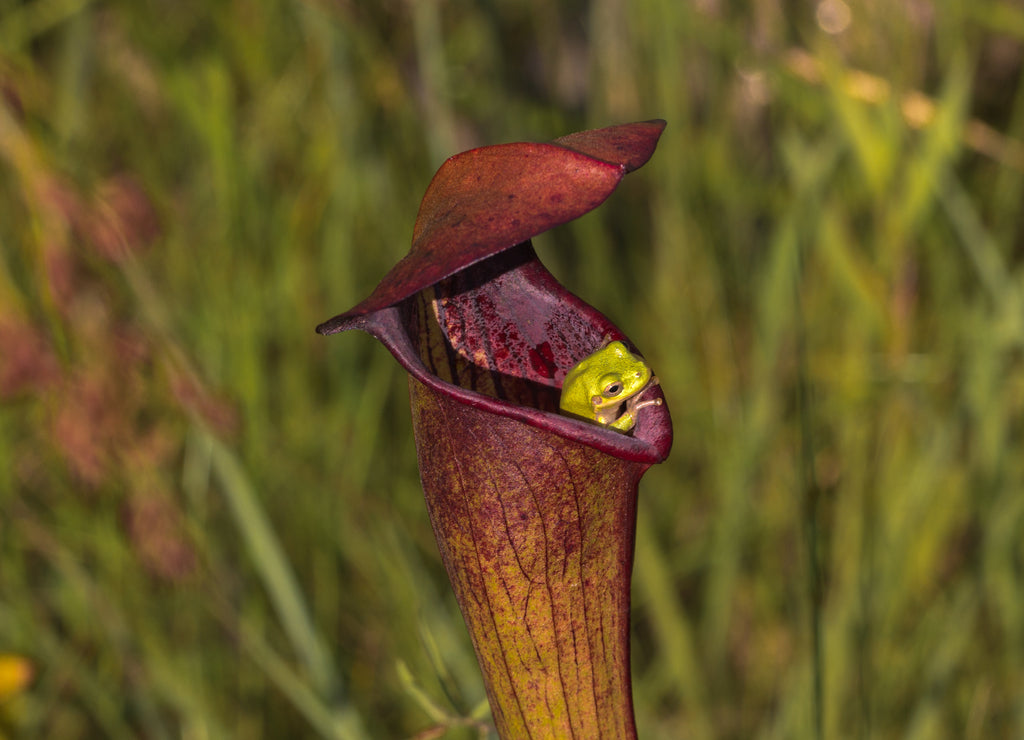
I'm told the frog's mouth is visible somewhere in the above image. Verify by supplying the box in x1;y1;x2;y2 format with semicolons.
321;241;673;464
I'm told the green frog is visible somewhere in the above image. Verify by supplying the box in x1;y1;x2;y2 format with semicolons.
559;338;662;432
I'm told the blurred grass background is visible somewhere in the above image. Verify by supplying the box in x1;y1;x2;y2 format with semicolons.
1;0;1023;738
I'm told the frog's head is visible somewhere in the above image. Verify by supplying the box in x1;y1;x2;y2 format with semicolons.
587;341;653;412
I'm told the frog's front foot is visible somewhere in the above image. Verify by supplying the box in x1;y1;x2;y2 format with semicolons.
627;397;663;417
632;398;663;412
629;375;661;410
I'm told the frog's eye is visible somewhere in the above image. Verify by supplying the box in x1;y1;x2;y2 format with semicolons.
603;381;623;398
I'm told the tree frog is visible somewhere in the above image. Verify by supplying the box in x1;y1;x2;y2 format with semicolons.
559;338;662;432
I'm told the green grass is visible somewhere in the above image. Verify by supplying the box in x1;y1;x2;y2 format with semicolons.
2;1;1023;737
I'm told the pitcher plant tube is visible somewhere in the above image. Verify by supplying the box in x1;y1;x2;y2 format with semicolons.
317;120;672;739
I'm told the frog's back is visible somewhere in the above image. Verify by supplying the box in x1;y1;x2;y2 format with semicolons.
559;356;600;417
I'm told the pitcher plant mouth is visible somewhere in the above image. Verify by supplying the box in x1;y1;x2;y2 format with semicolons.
318;240;671;464
316;120;672;464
